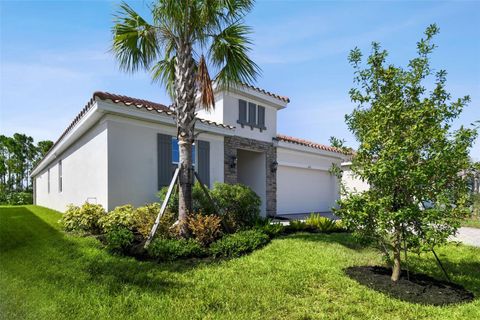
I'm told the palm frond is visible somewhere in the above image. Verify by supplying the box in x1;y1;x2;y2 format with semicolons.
209;22;260;90
151;56;176;99
112;2;159;73
196;55;215;110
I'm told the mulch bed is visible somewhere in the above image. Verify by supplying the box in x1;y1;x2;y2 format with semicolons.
345;266;475;306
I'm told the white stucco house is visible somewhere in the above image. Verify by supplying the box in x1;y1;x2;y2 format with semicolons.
31;84;351;217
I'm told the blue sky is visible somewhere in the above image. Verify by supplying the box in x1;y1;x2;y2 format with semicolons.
1;0;479;159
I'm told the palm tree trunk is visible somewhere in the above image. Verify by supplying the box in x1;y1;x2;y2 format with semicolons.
174;40;196;236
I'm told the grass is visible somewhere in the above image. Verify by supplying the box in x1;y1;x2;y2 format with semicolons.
1;206;479;320
462;216;480;229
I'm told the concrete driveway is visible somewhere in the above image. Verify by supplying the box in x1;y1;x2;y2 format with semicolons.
451;227;480;247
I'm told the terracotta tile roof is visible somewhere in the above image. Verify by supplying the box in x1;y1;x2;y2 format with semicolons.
276;134;350;154
241;83;290;103
94;91;172;113
95;91;234;129
32;91;235;172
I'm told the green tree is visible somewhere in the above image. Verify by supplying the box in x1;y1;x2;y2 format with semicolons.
0;134;53;196
336;24;477;282
111;0;259;234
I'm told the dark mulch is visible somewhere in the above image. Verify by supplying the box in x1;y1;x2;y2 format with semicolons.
345;266;475;306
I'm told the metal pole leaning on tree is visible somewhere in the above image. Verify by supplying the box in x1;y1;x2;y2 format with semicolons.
144;168;180;248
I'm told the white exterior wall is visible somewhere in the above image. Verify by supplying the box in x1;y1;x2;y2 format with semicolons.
35;121;108;212
276;146;343;214
222;93;277;142
197;91;279;142
341;165;369;196
106;115;224;211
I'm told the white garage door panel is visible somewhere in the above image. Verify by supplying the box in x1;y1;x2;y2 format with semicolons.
277;165;336;214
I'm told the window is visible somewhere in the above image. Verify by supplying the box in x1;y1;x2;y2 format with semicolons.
47;168;50;193
171;138;196;165
248;102;256;126
237;99;266;130
238;99;247;125
58;160;63;192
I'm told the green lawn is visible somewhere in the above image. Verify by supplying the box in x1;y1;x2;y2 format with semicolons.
1;206;479;320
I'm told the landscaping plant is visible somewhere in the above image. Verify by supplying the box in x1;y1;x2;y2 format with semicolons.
186;213;223;246
211;183;261;230
112;0;259;235
158;182;261;231
61;203;106;234
209;229;269;258
336;24;478;281
147;237;206;261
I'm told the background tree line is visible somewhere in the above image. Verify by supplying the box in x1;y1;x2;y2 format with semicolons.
0;133;53;204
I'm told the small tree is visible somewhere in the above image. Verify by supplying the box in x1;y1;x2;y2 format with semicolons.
336;24;477;282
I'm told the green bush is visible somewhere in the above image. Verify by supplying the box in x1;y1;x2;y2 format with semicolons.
211;183;261;230
0;192;33;205
209;230;270;258
98;204;137;233
286;215;345;233
259;222;285;238
305;214;339;232
158;182;261;231
147;238;205;261
98;203;174;240
61;203;106;234
104;226;134;252
287;220;308;232
157;182;216;215
253;217;285;238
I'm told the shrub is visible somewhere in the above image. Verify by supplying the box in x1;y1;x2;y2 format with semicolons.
98;204;136;233
99;203;175;240
61;203;106;234
134;203;173;238
158;182;261;231
186;213;222;246
147;238;205;261
287;220;308;232
0;192;33;205
305;214;338;232
104;226;134;252
253;217;285;238
157;186;179;213
209;230;269;258
259;222;285;238
157;182;216;215
211;183;261;230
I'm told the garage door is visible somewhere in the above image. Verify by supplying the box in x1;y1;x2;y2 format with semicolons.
277;165;337;214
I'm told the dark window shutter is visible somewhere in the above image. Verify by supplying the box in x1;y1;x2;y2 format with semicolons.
258;106;266;129
238;99;247;125
197;140;210;188
248;102;256;126
157;133;172;189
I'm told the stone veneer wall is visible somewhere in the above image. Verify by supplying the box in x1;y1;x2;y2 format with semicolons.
224;136;277;217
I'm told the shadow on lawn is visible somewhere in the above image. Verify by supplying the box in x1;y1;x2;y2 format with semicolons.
1;206;201;295
286;231;480;297
408;254;480;297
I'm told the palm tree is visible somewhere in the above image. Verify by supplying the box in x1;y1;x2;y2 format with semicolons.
112;0;260;235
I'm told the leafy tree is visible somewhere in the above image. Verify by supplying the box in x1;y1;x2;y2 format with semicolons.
111;0;259;235
336;24;478;282
0;134;53;198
